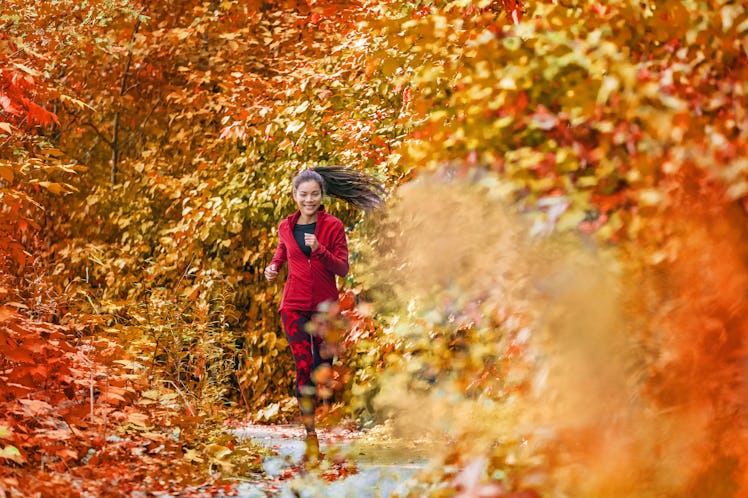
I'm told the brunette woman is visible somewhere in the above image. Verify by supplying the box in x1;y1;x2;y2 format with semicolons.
264;166;384;460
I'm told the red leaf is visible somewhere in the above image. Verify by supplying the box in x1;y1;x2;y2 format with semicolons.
22;99;59;126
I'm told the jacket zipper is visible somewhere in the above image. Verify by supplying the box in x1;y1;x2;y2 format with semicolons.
308;256;313;310
309;218;316;312
308;257;314;362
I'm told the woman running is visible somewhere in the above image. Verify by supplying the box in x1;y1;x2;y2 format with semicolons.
264;166;384;461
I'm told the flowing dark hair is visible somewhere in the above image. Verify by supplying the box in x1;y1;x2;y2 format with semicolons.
292;166;386;211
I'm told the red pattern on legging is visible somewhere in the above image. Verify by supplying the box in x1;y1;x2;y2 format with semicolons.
280;310;330;397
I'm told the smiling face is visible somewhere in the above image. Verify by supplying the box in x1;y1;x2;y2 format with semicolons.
293;179;323;219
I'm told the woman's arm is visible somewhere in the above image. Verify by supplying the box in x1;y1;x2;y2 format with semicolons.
265;225;288;281
313;222;349;277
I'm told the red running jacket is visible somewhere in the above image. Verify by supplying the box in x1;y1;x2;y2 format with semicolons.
270;206;349;311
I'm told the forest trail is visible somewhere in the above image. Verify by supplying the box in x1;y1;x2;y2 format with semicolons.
228;424;430;497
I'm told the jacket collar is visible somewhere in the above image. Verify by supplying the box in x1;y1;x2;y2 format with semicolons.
287;205;327;230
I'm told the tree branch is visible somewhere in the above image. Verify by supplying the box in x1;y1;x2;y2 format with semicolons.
111;6;147;185
82;122;114;149
121;95;163;150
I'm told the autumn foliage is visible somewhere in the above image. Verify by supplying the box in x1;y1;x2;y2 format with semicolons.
2;0;748;496
359;0;748;495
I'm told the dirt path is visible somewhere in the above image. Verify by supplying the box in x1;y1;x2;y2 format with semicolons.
228;424;430;497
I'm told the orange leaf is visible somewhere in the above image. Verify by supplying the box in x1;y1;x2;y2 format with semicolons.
19;399;52;416
0;306;19;323
37;182;66;194
54;447;78;460
2;348;35;365
127;412;150;427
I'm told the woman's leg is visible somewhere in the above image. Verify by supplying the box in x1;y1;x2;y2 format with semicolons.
281;310;328;461
309;327;332;395
307;310;337;404
280;310;330;449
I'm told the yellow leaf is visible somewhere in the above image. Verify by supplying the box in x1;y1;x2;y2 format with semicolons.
497;77;516;90
0;425;12;439
738;17;748;33
293;101;310;114
637;189;663;207
0;445;24;464
263;332;277;349
597;76;619;105
285;120;304;133
502;37;521;51
726;181;748;200
12;62;41;76
181;284;200;300
142;389;161;400
204;443;232;460
257;402;279;421
576;176;598;188
175;29;192;41
556;208;586;231
0;122;13;135
60;94;93;110
184;448;204;463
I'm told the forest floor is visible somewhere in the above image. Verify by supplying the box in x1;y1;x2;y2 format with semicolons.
225;423;431;497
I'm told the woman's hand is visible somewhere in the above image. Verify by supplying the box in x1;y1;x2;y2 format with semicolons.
264;263;279;281
304;233;319;252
